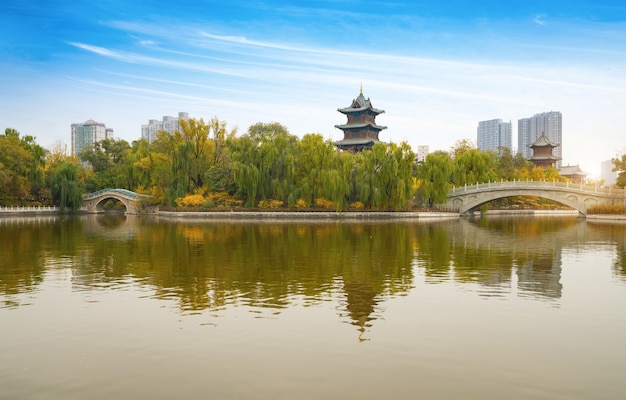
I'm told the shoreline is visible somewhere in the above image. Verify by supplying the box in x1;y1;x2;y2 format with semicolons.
1;207;625;222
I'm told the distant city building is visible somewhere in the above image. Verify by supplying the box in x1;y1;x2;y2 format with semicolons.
601;159;618;186
416;145;429;163
334;87;386;151
528;133;561;168
477;119;512;154
141;112;189;143
518;111;562;168
71;119;114;156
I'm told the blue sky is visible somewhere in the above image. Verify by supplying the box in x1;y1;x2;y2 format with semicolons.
2;1;626;177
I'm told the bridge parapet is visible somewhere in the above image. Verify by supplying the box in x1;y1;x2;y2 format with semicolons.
447;180;625;216
450;180;623;196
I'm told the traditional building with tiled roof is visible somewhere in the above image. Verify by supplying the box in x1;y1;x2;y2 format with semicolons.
528;133;561;168
334;87;386;151
559;164;587;184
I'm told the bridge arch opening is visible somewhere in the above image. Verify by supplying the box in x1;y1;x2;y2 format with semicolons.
460;194;582;215
93;197;129;213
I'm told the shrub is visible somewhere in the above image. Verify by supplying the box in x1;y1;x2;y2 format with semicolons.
206;192;243;207
314;198;334;210
587;204;626;215
175;194;205;208
294;198;308;209
258;199;284;209
350;201;365;210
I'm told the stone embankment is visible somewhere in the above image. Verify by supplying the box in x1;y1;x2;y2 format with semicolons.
156;211;460;221
0;206;59;214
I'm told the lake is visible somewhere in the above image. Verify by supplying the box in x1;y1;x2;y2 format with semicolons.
1;214;625;399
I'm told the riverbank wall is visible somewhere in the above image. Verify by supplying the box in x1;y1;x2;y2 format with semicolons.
155;211;460;221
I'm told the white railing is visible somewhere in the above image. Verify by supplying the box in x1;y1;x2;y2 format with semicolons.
0;205;59;213
450;180;625;196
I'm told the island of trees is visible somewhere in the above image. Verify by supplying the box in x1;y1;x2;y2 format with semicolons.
1;120;625;213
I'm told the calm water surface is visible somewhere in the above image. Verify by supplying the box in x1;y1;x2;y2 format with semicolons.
1;214;625;399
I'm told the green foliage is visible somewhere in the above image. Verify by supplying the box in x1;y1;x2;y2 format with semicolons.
613;154;626;188
416;151;452;206
452;148;498;186
229;122;297;207
7;122;613;212
49;162;83;212
0;128;48;204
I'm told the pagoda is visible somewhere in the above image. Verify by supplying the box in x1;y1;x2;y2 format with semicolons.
334;87;387;151
528;133;561;168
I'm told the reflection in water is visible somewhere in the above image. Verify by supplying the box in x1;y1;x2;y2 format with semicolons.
1;215;626;336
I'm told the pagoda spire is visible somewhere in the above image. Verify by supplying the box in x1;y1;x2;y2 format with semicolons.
359;83;363;96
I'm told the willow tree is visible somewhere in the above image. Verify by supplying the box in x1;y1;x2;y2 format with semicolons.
206;117;237;192
354;142;415;210
49;161;83;212
416;151;452;207
229;122;297;207
295;133;336;206
452;148;498;186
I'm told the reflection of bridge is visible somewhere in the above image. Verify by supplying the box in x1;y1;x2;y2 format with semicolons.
82;189;151;214
446;181;626;215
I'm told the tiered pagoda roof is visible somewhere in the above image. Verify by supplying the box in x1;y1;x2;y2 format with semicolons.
528;133;561;168
334;87;386;151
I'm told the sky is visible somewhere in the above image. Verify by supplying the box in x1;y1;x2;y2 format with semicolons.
2;1;626;178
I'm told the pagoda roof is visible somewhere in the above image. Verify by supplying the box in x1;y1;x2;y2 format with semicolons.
334;122;387;131
559;165;587;176
528;155;562;161
334;138;380;146
338;93;385;115
530;133;559;148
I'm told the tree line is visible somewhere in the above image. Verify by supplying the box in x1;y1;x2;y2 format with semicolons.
2;121;624;212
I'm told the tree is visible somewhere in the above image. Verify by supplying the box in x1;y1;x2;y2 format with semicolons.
452;148;497;186
295;133;335;206
450;139;475;159
416;151;452;206
49;161;83;212
229;122;297;207
613;154;626;188
0;129;36;204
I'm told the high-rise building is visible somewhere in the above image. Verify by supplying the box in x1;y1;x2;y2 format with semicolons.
416;145;429;163
518;111;562;168
601;160;618;186
141;112;189;143
477;119;512;154
71;119;114;156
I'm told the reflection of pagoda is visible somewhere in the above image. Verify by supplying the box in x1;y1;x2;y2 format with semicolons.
342;281;378;342
528;133;561;168
334;87;387;151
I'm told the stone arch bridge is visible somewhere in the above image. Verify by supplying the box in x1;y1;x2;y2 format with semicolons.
445;180;626;216
82;189;152;214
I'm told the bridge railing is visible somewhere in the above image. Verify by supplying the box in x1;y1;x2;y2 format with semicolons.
83;188;147;199
450;180;625;196
0;205;59;213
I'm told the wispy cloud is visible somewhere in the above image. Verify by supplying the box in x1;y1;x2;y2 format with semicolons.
534;14;547;26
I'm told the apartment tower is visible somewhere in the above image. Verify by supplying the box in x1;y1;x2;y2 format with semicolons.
477;119;512;154
518;111;562;168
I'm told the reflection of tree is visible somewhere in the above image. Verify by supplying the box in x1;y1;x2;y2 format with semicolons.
5;215;626;332
411;217;586;300
79;218;416;339
456;218;569;299
413;223;452;282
